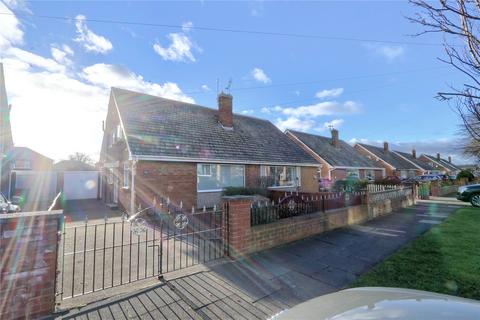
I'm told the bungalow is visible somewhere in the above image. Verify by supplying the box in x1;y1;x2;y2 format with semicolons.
393;149;436;175
355;142;422;178
99;88;320;213
285;129;384;185
419;153;461;176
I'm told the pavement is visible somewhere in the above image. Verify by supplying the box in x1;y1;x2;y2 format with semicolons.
55;198;468;320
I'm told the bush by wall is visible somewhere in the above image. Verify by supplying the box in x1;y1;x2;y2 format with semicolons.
222;186;268;197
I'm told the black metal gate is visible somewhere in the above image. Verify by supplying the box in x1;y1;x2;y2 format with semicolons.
56;209;227;302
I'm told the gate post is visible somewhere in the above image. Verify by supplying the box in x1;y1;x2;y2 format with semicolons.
0;210;62;319
222;196;254;259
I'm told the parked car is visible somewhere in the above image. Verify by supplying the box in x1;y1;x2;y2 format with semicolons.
457;184;480;207
417;174;441;181
0;193;21;213
274;287;480;320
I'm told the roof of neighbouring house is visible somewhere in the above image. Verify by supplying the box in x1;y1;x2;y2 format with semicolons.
53;160;96;171
423;154;461;172
356;143;417;170
7;146;53;162
286;130;381;168
110;88;318;165
393;150;436;171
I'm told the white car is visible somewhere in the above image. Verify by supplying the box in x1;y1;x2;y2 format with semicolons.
273;287;480;320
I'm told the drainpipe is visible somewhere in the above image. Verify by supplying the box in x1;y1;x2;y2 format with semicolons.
130;159;137;213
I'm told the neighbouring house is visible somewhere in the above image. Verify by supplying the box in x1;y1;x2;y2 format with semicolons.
0;63;14;196
355;142;425;178
419;153;462;176
392;149;436;176
53;160;96;172
285;129;384;187
99;88;320;213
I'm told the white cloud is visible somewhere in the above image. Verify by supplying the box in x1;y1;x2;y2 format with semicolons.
7;47;66;73
251;67;271;84
2;0;28;10
153;33;197;62
366;44;405;62
321;119;344;131
275;117;315;132
241;109;254;115
182;21;193;33
201;84;210;91
74;15;113;54
51;44;74;66
0;2;23;49
315;88;344;99
281;101;360;117
261;105;282;114
81;63;194;103
0;9;193;161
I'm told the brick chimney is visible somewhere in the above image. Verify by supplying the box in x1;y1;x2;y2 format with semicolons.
331;129;339;147
218;92;233;128
412;149;416;159
448;156;452;163
437;153;441;160
383;142;389;153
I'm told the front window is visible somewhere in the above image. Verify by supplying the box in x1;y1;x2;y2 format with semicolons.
347;169;360;179
123;163;131;188
261;165;300;187
365;170;375;180
197;164;244;191
12;160;31;169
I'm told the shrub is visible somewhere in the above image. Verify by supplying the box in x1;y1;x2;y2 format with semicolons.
374;176;402;185
457;169;475;182
332;179;369;192
222;186;268;197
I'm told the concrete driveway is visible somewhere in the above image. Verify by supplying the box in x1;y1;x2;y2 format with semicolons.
57;200;465;319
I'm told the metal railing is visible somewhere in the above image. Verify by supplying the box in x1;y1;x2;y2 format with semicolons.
251;192;364;226
57;208;227;301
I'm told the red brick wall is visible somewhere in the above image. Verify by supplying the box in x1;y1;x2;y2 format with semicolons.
301;166;319;192
0;211;61;319
245;165;260;187
135;161;197;210
331;169;347;181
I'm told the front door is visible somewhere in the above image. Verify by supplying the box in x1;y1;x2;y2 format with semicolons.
113;177;118;204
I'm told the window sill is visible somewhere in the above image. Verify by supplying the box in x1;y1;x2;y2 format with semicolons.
121;186;130;190
198;189;223;193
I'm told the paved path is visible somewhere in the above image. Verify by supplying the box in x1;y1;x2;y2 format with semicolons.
56;200;465;319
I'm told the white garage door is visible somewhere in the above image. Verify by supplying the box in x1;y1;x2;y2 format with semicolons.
63;171;99;200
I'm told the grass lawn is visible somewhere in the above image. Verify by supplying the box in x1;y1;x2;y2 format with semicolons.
352;207;480;300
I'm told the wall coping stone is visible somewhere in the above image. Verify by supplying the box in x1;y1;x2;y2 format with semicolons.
221;195;255;201
0;210;63;219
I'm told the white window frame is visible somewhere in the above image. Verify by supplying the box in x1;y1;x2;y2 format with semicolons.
123;163;131;188
346;168;360;179
260;165;301;188
197;164;245;193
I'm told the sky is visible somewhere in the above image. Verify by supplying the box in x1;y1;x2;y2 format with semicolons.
0;0;472;163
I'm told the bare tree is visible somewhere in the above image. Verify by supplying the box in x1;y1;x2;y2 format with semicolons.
408;0;480;157
68;152;93;164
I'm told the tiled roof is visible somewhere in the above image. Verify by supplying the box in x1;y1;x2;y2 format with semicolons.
287;130;381;168
393;150;436;171
357;143;417;170
112;88;318;165
423;154;461;171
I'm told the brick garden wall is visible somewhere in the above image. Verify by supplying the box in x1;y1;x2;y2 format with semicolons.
0;210;62;320
224;189;416;256
245;205;367;254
